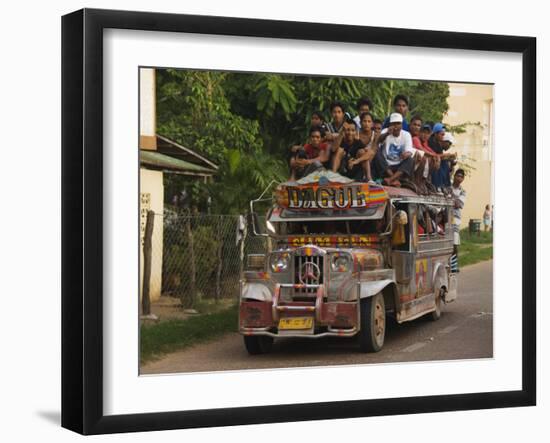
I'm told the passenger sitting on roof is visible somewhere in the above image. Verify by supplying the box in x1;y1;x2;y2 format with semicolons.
325;101;347;142
371;113;415;187
382;94;410;131
309;111;330;140
289;126;330;180
409;116;441;188
351;112;380;181
419;123;441;172
373;118;383;135
352;97;373;130
331;115;374;181
429;123;457;190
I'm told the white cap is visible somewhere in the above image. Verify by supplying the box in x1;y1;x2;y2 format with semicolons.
443;132;454;143
389;112;403;124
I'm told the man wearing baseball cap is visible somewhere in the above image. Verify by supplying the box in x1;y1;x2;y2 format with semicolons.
429;123;456;189
371;112;415;186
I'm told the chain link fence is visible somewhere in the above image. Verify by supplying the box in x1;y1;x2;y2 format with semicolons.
146;206;267;308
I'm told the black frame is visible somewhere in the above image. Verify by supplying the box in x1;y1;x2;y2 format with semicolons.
62;8;536;435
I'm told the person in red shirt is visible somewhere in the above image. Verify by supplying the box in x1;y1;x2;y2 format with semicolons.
289;126;330;180
409;115;423;149
412;120;441;186
420;123;440;157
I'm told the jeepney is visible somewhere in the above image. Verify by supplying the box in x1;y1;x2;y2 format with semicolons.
239;170;458;354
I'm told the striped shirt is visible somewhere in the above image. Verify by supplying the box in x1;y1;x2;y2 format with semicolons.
451;185;467;244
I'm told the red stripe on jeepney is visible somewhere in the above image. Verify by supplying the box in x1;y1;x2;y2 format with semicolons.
277;306;315;311
400;293;416;302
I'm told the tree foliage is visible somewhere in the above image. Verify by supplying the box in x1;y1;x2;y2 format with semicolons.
157;69;262;164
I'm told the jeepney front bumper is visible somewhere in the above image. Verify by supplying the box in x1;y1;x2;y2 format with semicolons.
239;283;359;338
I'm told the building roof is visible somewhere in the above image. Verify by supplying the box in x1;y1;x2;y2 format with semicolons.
156;135;219;171
140;150;217;176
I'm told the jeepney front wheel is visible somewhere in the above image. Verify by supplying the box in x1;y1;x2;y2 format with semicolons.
243;335;274;355
359;292;385;353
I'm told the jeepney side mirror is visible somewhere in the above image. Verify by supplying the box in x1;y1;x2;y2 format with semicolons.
249;212;269;237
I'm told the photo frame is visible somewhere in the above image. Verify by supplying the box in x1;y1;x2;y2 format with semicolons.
61;8;536;435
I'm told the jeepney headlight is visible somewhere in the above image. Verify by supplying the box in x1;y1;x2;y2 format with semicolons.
270;252;290;273
330;253;351;272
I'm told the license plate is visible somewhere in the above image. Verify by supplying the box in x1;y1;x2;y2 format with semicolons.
278;317;313;330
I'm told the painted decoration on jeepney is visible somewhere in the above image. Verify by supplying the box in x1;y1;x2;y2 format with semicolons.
354;250;383;271
275;172;388;210
415;259;428;296
286;235;380;248
295;169;354;185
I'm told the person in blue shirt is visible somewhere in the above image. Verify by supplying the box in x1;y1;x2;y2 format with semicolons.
382;94;410;131
429;123;457;189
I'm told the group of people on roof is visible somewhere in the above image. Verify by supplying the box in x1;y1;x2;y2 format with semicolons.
289;95;459;192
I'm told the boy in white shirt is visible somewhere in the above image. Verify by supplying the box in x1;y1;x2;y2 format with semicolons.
372;113;415;186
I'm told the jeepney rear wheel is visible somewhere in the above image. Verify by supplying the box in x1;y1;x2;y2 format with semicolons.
359;292;385;353
243;335;274;355
429;288;443;321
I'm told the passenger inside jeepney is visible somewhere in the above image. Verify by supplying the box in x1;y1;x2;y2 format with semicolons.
434;208;447;235
417;205;447;236
417;205;431;235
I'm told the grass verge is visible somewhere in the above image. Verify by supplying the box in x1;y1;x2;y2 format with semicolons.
140;302;238;365
459;229;493;267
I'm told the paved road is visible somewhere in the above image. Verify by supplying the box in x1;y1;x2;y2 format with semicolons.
141;260;493;375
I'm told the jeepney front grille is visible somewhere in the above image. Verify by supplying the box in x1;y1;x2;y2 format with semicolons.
293;254;324;297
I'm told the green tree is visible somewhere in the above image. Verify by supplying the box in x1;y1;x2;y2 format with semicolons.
207;149;286;214
406;82;450;123
157;69;262;164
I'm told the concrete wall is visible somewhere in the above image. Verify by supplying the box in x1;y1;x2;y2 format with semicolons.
139;68;157;150
445;83;494;228
139;168;164;302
